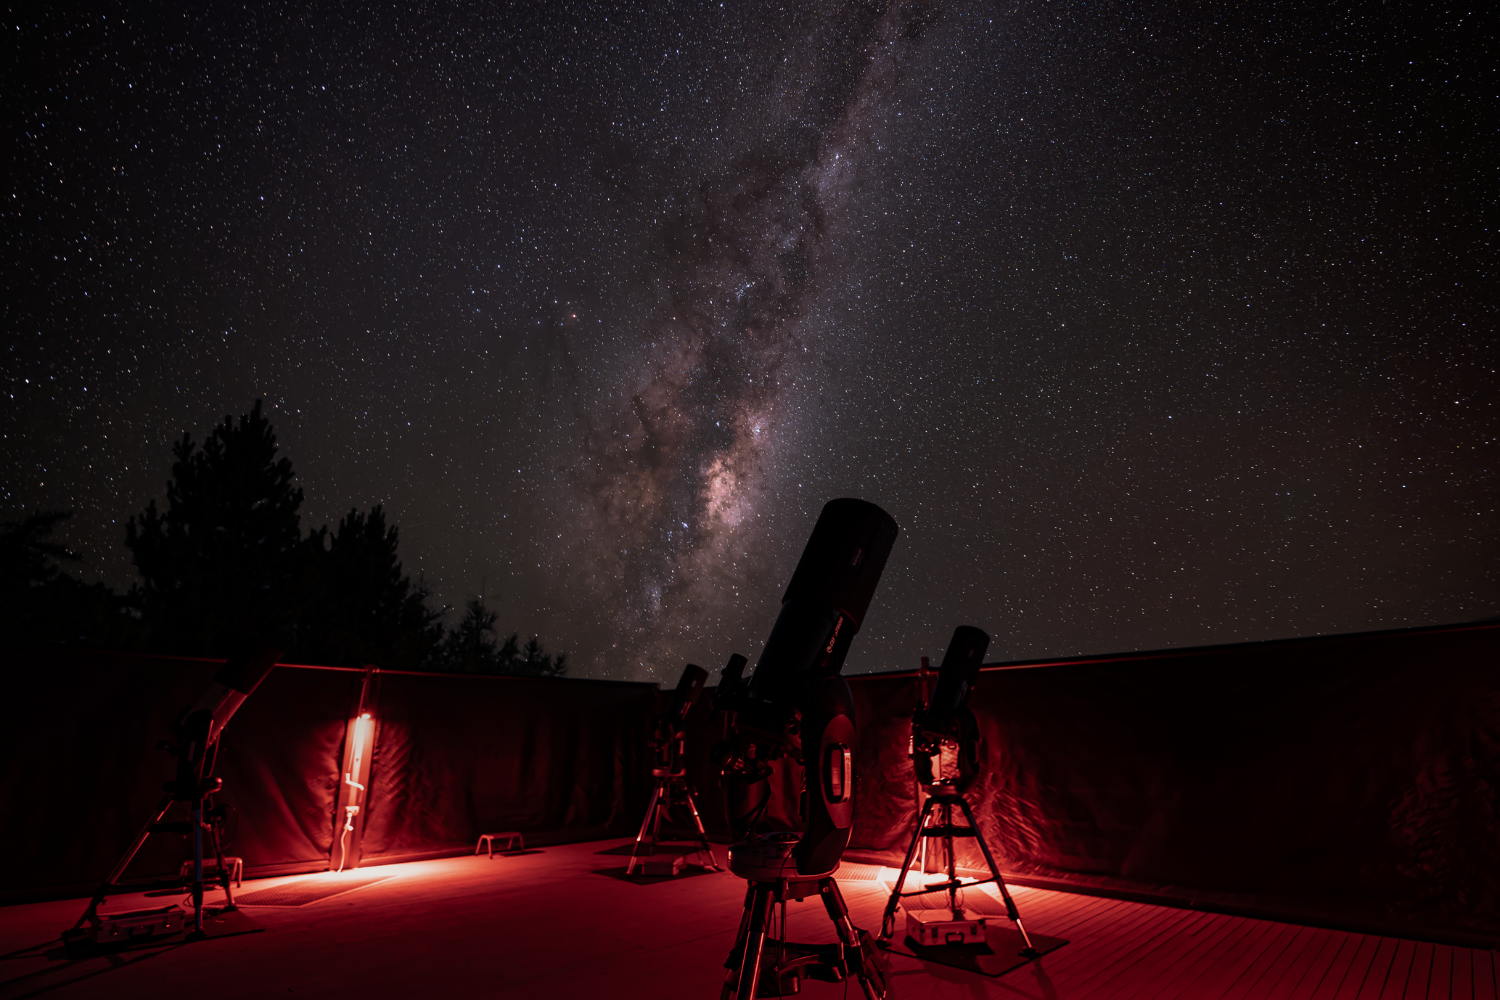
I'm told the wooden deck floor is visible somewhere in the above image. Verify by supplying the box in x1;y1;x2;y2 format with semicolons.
0;839;1492;999
883;881;1499;1000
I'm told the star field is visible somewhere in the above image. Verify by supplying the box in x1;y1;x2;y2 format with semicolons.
4;1;1495;680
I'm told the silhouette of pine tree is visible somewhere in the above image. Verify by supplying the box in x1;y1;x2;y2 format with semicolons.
64;398;562;669
433;597;566;676
125;401;310;655
436;598;506;673
0;510;128;645
513;634;568;678
296;505;443;668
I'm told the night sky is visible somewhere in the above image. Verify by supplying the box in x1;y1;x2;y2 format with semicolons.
5;2;1495;681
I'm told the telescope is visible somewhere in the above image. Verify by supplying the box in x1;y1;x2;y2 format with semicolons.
713;498;898;1000
910;624;986;793
626;662;720;876
66;644;280;948
661;662;709;750
876;626;1038;957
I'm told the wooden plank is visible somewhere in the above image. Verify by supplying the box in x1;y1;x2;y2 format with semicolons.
977;884;1111;933
1126;909;1253;1000
1196;919;1302;998
1019;894;1138;977
1452;946;1474;1000
1427;946;1454;1000
1403;942;1436;1000
1075;904;1209;992
1107;911;1237;1000
1009;895;1140;983
1342;937;1400;1000
1316;935;1381;1000
1163;915;1288;1000
1088;908;1223;1000
1011;888;1124;939
1373;939;1417;1000
1475;949;1498;1000
1232;923;1324;1000
1163;916;1289;1000
1284;931;1357;1000
1050;899;1204;996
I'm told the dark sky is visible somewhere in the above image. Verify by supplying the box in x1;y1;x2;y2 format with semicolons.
5;2;1495;681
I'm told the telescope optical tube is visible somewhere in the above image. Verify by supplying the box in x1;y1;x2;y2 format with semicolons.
725;498;899;876
180;642;282;752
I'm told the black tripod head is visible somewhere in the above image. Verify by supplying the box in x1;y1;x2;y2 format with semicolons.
912;626;988;794
714;498;899;877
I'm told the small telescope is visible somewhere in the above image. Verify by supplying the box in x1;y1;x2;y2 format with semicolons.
66;644;280;948
626;663;720;875
910;624;986;792
714;498;899;1000
877;626;1038;957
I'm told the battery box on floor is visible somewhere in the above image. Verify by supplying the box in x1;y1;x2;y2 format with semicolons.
82;905;186;944
641;855;685;876
905;908;987;946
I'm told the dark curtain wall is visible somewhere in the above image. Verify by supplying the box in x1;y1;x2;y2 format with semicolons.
0;648;355;902
212;665;355;871
844;623;1500;945
358;674;658;861
1;649;219;901
0;649;659;903
3;623;1495;947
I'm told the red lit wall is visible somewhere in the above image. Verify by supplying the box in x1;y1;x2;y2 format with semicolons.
2;622;1495;946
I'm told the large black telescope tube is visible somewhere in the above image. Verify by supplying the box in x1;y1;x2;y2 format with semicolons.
736;498;899;747
725;498;899;877
917;625;987;735
176;643;281;765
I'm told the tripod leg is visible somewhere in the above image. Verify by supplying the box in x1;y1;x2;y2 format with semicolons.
820;879;887;1000
650;783;667;844
209;809;236;910
682;782;721;870
942;800;961;918
189;796;206;937
626;781;664;875
72;793;175;930
878;795;935;944
957;796;1038;957
724;883;754;962
727;884;773;1000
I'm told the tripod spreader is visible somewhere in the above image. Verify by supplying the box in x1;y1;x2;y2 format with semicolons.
876;781;1037;957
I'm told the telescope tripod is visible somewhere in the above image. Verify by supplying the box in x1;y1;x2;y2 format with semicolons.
877;781;1036;956
626;765;720;875
722;875;887;1000
68;779;237;944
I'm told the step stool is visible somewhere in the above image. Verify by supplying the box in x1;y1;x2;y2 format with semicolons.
179;856;243;887
475;832;524;858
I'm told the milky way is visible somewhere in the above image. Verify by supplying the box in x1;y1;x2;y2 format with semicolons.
4;1;1495;681
550;1;944;676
